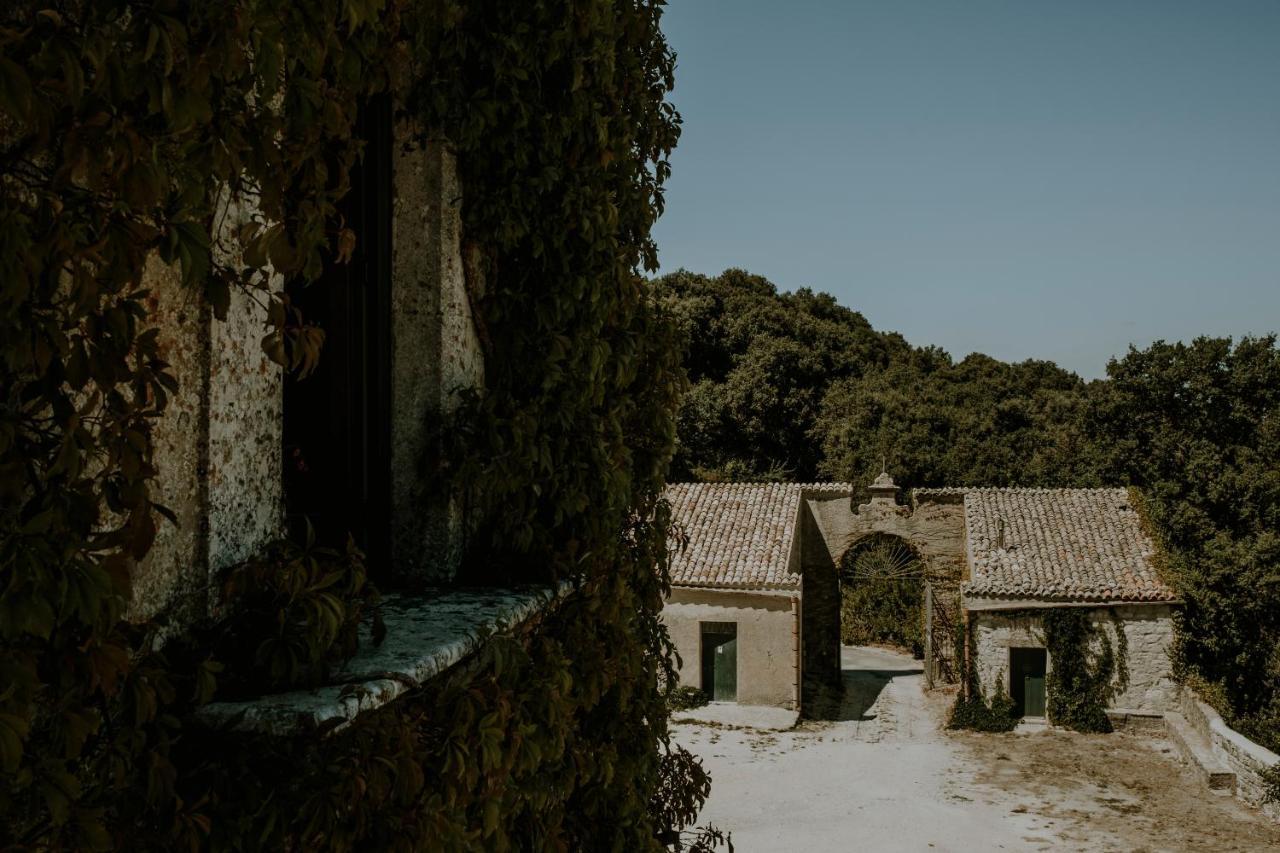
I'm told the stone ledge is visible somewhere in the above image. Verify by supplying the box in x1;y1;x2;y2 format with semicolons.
1105;709;1167;733
196;583;569;737
1166;710;1237;794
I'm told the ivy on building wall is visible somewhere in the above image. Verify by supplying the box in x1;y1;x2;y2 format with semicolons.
1;1;708;849
947;620;1018;733
1042;609;1128;734
949;610;1130;735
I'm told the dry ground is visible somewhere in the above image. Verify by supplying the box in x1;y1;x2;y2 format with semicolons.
951;725;1280;852
673;645;1280;852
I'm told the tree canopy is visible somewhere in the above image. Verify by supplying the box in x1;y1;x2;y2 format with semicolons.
654;267;1280;753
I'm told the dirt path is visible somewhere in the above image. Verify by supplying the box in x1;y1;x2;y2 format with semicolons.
673;645;1280;852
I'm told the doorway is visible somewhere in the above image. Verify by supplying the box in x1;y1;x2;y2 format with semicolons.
1010;647;1047;718
282;94;393;574
700;622;738;702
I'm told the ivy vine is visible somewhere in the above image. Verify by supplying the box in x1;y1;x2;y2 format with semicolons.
948;610;1131;734
947;619;1018;733
1;1;709;849
1043;609;1128;734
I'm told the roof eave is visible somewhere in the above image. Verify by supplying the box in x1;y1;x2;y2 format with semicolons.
964;594;1182;611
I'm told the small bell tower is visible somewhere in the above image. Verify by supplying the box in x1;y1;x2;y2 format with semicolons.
867;470;900;507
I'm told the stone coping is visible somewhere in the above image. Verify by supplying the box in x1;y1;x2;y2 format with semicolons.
196;583;569;737
1189;692;1280;769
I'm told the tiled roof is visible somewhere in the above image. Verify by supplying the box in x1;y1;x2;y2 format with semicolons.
664;483;810;590
961;488;1177;603
664;482;1176;602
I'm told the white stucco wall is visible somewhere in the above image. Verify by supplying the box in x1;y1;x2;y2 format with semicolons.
663;588;799;709
971;604;1176;714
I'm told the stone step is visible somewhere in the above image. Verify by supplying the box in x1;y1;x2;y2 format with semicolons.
1165;711;1236;794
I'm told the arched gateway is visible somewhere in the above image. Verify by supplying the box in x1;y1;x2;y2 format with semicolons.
797;473;965;712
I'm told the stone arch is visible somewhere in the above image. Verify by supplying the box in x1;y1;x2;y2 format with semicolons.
799;474;968;713
838;532;928;655
839;532;928;585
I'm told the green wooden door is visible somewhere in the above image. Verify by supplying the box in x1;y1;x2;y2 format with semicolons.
713;636;737;701
700;624;737;701
1024;673;1046;717
1009;647;1047;718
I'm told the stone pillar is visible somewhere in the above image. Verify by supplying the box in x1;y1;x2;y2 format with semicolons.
865;471;900;507
130;193;285;628
389;115;484;584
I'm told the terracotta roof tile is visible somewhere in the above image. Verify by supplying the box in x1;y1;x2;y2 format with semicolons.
665;483;1175;602
959;488;1177;603
664;483;812;590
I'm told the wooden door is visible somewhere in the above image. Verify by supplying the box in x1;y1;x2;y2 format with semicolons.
1010;647;1047;718
701;623;738;701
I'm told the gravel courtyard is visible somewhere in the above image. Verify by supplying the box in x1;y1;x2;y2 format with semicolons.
673;645;1280;852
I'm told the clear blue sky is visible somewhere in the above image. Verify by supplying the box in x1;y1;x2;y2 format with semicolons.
651;0;1280;379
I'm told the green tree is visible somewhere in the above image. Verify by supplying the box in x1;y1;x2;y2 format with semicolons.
815;350;1097;489
1086;336;1280;748
655;269;906;480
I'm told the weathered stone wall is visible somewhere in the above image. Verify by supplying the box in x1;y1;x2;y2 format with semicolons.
133;115;480;623
1109;604;1177;711
799;486;966;697
208;274;284;578
971;609;1042;701
798;499;840;710
804;491;966;578
130;255;210;624
663;588;799;709
1181;690;1280;819
970;604;1176;713
389;115;484;584
130;233;286;626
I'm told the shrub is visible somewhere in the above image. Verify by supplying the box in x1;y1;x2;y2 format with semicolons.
948;671;1018;733
211;529;382;696
669;686;710;713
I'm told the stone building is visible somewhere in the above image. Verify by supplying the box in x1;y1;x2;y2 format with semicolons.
662;483;805;709
951;487;1180;717
663;476;1179;718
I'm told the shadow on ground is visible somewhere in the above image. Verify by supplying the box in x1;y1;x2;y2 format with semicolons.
804;658;923;722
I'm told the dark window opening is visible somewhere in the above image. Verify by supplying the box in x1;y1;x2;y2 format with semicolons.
283;94;393;576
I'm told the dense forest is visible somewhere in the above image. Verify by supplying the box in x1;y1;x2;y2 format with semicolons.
653;268;1280;753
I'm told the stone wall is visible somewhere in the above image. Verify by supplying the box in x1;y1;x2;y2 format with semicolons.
799;485;966;697
130;254;213;624
1109;604;1178;711
1180;690;1280;819
971;609;1041;702
798;499;840;709
663;588;799;709
132;187;287;627
970;604;1177;713
132;109;480;627
208;273;284;577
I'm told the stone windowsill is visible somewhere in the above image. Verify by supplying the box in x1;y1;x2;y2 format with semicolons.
196;583;569;737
